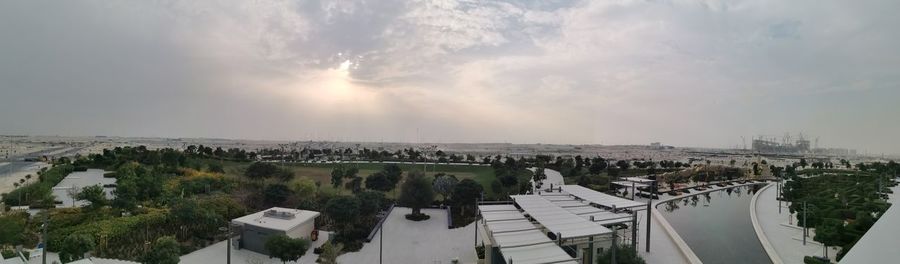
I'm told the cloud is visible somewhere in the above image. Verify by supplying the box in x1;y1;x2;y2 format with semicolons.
1;0;899;153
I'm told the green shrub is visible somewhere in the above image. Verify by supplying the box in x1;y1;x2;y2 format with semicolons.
0;211;28;245
597;245;646;264
1;248;15;259
803;256;830;264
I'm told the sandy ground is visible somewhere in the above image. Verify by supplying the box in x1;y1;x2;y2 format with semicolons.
0;162;50;195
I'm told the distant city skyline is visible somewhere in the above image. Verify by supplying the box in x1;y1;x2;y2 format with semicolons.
2;1;899;154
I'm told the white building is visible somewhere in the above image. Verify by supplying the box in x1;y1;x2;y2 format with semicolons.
231;207;320;255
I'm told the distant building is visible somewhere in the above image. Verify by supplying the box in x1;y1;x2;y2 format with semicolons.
231;207;320;255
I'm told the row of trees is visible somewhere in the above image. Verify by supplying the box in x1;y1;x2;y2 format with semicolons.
781;166;896;261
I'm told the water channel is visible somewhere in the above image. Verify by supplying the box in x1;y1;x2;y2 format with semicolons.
657;184;772;264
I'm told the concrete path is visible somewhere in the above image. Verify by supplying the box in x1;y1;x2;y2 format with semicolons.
753;183;837;263
529;167;565;192
634;207;692;264
337;207;480;264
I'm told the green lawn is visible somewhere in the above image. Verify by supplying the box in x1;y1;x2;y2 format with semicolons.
217;161;500;198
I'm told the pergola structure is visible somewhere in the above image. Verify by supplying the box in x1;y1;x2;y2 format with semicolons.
478;204;579;264
559;185;646;210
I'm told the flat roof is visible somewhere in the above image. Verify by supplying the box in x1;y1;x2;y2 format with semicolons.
510;195;612;239
231;207;319;231
541;193;635;224
477;205;579;264
622;177;656;183
559;185;646;209
612;181;649;188
500;244;578;264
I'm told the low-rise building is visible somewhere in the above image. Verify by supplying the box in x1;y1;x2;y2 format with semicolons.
231;207;320;255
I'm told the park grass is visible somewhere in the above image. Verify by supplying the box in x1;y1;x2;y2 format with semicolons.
216;160;499;198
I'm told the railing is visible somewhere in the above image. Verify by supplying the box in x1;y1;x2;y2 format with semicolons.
366;203;396;242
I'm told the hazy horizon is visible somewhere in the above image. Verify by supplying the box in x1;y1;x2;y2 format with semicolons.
2;1;899;154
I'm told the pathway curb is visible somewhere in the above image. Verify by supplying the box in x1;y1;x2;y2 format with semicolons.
751;183;784;264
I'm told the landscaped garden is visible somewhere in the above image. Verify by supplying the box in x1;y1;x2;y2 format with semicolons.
781;162;899;261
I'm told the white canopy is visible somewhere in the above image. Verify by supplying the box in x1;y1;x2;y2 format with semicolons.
500;244;579;264
510;195;612;239
611;181;649;188
540;193;636;225
559;185;646;209
477;204;580;264
622;177;656;183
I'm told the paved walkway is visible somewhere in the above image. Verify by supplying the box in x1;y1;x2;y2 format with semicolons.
634;207;691;264
754;183;837;263
337;207;479;264
529;167;565;192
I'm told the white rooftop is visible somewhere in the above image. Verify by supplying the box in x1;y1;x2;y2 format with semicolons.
51;169;116;208
612;180;649;188
231;207;319;231
540;193;635;225
622;177;656;183
559;185;646;209
477;204;579;264
510;195;612;239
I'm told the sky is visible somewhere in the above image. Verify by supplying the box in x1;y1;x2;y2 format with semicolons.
1;0;899;154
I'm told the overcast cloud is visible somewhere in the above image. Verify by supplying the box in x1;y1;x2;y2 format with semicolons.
1;0;899;154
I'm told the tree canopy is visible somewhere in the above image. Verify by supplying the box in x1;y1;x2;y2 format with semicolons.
264;235;310;263
399;171;434;219
76;184;108;209
140;236;181;264
59;234;95;263
325;195;361;226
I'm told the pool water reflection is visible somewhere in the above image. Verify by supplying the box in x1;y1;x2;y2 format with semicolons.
658;184;772;264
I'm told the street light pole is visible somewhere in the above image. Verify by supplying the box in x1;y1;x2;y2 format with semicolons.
379;221;384;264
42;212;48;264
803;201;807;246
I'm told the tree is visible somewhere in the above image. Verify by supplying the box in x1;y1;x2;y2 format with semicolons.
291;177;317;201
331;167;344;189
432;174;459;202
0;213;27;245
59;234;95;263
616;160;630;170
398;171;434;220
344;177;363;193
245;162;280;179
451;179;483;216
588;161;607;175
113;177;139;211
356;191;385;216
365;172;395;192
264;184;293;206
318;242;343;264
265;235;310;263
343;167;359;179
325;196;360;226
76;185;108;209
491;180;503;196
141;236;181;264
799;158;808;169
383;164;403;185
